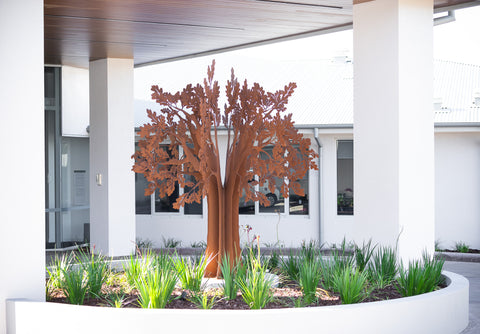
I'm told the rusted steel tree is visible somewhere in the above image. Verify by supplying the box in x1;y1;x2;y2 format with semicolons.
133;61;318;277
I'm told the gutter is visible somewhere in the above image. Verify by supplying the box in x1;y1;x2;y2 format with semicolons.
313;128;323;246
434;11;456;26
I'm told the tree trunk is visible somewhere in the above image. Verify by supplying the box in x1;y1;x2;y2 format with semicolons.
204;179;241;278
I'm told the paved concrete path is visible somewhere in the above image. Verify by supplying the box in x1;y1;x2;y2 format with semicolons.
444;261;480;334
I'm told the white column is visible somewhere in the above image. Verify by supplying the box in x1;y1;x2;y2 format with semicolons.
0;0;45;333
89;58;136;256
353;0;435;262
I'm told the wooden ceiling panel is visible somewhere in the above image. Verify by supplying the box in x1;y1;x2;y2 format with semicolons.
43;0;479;68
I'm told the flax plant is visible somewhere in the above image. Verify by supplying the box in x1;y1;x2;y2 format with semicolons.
77;248;109;297
367;246;398;289
319;246;354;292
173;254;209;292
123;249;159;288
220;253;239;300
354;239;376;273
333;265;369;304
61;267;88;305
189;291;219;309
297;258;322;305
280;249;301;282
396;254;444;297
236;246;274;309
47;252;74;289
136;267;177;308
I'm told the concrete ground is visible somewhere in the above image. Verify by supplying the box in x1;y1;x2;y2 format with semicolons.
444;261;480;334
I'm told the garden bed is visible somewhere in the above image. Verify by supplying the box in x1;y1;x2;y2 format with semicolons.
46;277;404;309
7;271;469;334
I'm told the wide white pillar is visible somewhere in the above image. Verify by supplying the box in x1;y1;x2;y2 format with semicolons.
353;0;435;262
0;0;45;333
89;58;135;256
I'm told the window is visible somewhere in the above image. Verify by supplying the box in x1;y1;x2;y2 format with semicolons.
135;172;151;214
183;174;203;215
239;146;309;216
289;172;309;215
239;186;255;215
337;140;354;215
259;177;285;213
134;144;203;215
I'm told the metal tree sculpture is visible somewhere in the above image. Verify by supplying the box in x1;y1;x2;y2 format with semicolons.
133;61;318;277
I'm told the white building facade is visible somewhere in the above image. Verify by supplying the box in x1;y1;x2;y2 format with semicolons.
53;60;480;251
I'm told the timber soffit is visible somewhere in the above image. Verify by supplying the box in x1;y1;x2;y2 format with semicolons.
43;0;480;68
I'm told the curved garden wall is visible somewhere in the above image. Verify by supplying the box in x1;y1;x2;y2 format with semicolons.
7;271;468;334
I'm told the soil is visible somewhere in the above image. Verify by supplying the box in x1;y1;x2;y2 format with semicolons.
47;278;404;309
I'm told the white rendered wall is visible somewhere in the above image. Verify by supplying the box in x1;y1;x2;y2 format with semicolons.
353;0;435;262
90;59;136;256
435;130;480;249
62;66;89;137
0;0;45;333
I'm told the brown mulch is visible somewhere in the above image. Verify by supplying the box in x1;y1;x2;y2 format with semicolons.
47;278;403;309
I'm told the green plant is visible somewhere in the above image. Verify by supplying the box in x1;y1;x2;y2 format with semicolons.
236;247;274;309
300;240;320;263
354;239;376;272
162;237;182;248
423;253;445;287
189;291;219;309
123;249;164;289
45;277;56;301
455;241;470;253
135;267;177;308
333;265;369;304
319;241;354;292
280;249;301;282
136;238;154;249
435;239;442;252
190;241;207;249
266;249;280;271
47;252;74;289
396;255;445;297
297;258;321;305
123;254;145;287
102;290;126;308
152;251;173;272
330;238;355;270
367;246;398;289
77;248;109;297
219;253;239;300
173;254;209;292
60;267;88;305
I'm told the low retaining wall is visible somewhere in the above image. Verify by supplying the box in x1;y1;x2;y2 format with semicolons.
7;271;469;334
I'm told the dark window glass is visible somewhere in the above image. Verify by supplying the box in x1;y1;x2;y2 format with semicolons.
259;147;284;213
289;172;309;215
155;145;179;213
134;144;152;214
239;187;255;215
184;174;202;215
135;173;151;214
155;184;179;213
337;140;354;215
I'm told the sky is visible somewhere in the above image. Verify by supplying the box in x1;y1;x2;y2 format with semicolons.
134;5;480;101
